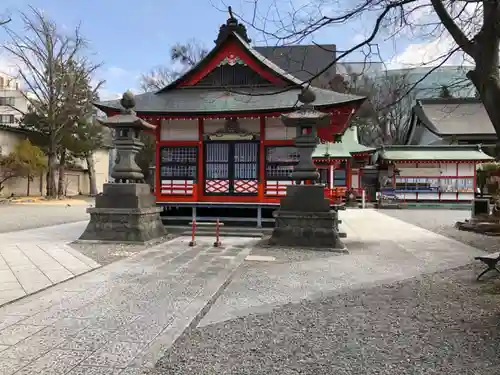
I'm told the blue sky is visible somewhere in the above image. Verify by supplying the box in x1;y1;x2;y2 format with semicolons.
0;0;437;99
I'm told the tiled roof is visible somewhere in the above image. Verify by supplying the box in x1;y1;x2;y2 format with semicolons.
412;98;495;136
377;144;493;161
254;44;336;84
95;30;365;114
95;86;364;114
312;126;375;158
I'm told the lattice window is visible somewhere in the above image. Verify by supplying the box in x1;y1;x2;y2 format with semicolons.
234;142;258;179
194;65;273;87
333;169;346;186
266;146;299;162
160;146;198;179
161;147;197;163
206;163;229;179
265;146;298;180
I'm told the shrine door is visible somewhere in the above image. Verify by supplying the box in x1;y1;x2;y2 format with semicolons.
204;141;259;195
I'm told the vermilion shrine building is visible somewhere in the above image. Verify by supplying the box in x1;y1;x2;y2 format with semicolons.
95;15;367;224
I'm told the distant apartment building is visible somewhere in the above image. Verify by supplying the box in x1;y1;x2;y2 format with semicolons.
385;66;476;98
0;74;28;128
0;74;29;157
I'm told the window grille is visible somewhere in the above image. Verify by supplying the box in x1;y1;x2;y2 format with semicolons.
265;146;298;180
160;146;198;179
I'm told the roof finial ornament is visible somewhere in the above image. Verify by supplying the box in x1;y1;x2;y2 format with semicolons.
215;5;252;45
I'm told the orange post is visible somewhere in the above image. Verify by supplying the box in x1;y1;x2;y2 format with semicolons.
189;219;196;247
213;218;222;247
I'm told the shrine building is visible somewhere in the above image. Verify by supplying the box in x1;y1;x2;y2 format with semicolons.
95;14;365;225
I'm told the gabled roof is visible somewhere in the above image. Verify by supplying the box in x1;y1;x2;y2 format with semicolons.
157;31;302;93
313;126;375;158
377;144;494;161
254;44;336;84
411;98;496;137
94;16;365;115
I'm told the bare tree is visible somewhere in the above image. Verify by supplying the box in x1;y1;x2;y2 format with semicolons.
241;1;500;138
327;70;415;146
171;39;208;67
3;7;103;197
139;39;208;91
139;66;179;92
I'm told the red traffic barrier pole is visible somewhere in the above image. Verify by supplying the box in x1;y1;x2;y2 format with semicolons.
189;219;196;247
213;218;222;247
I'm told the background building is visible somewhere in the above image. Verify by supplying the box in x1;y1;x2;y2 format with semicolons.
0;73;111;197
386;66;475;98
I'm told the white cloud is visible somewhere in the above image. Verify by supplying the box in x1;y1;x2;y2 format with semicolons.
387;34;474;69
98;87;141;102
98;89;121;101
0;52;24;77
106;66;129;78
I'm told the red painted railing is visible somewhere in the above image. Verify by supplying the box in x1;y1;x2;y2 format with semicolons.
324;187;366;204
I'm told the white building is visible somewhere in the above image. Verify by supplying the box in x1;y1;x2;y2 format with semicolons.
0;74;28;129
0;74;111;197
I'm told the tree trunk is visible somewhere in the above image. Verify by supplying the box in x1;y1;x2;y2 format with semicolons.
85;153;98;196
57;149;66;197
26;176;30;197
468;69;500;160
46;142;57;198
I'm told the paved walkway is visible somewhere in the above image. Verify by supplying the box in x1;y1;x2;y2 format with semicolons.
0;235;257;375
0;222;99;306
199;209;487;326
0;209;489;375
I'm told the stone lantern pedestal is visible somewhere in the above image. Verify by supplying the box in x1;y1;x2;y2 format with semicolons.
79;183;165;243
78;91;166;243
268;89;346;252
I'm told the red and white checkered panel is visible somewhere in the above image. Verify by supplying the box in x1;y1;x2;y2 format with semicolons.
161;179;194;195
265;180;295;196
234;179;258;193
205;179;230;193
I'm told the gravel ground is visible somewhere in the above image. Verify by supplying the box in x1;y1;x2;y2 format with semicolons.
69;233;180;266
379;209;500;254
155;264;500;375
0;203;91;232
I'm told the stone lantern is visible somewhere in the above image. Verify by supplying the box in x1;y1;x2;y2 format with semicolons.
268;88;346;251
107;91;154;182
78;91;166;243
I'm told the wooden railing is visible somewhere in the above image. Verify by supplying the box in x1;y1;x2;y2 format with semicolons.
324;187;366;204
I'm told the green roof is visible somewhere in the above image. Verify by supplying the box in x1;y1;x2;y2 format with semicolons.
312;126;375;158
313;142;352;158
377;145;494;161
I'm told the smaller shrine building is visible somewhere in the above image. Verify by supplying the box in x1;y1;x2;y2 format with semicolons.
312;126;375;200
376;144;494;203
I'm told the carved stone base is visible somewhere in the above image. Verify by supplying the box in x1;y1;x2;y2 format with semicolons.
77;183;166;243
268;184;347;252
269;210;347;251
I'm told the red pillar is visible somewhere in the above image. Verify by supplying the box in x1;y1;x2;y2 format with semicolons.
155;117;161;198
197;118;204;201
346;159;352;188
258;116;265;200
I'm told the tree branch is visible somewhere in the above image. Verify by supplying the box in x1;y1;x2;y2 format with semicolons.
430;0;475;56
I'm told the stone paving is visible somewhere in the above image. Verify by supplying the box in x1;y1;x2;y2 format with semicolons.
199;209;487;326
0;209;492;374
0;222;99;306
0;235;257;375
